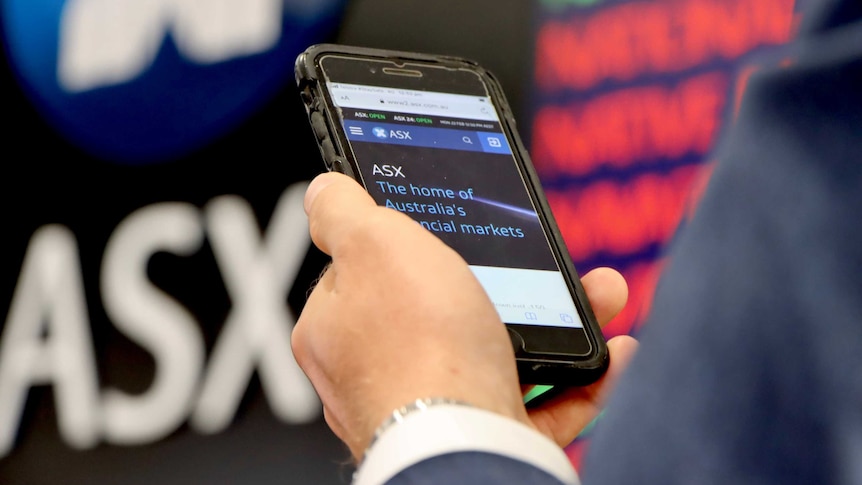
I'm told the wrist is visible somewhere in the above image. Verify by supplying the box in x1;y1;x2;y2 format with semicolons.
353;385;531;454
353;402;580;485
360;397;473;463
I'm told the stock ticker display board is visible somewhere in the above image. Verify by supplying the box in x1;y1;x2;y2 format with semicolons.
528;0;800;463
531;0;799;337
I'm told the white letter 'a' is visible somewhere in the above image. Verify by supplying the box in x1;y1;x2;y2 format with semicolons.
100;203;206;445
0;226;100;458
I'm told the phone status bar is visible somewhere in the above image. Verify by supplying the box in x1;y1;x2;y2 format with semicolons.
342;109;501;132
328;82;499;122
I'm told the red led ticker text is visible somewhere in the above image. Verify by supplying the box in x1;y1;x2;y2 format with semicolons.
546;165;701;263
535;0;796;91
532;73;727;177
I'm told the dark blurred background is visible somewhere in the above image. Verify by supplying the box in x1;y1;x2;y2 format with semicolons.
0;0;799;482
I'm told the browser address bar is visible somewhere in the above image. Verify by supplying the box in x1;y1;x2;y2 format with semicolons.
328;83;499;122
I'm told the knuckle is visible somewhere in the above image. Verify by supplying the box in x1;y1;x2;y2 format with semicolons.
339;208;398;255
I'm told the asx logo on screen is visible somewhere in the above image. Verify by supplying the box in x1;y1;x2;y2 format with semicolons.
1;0;345;163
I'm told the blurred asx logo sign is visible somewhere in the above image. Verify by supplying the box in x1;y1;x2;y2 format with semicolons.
2;0;346;163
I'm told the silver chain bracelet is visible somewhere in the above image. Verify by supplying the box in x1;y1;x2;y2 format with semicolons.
360;397;473;464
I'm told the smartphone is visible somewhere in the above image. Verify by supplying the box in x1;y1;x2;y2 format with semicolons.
295;44;608;385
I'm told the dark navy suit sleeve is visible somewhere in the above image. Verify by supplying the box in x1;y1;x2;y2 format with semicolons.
582;1;862;485
384;452;568;485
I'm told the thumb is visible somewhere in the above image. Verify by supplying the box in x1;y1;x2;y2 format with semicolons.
304;172;377;256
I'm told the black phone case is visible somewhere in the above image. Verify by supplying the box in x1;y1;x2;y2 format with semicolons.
295;43;609;385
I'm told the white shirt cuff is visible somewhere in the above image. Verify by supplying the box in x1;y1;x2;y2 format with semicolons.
353;404;580;485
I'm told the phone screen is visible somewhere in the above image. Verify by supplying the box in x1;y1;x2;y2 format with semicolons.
319;55;590;350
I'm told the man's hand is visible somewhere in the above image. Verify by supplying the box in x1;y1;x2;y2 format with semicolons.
292;172;638;459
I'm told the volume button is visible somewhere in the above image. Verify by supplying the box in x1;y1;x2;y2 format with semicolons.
299;89;313;106
330;158;346;173
320;138;337;165
310;112;329;141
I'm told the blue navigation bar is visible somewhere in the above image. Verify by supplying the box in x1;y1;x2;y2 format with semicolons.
343;120;512;155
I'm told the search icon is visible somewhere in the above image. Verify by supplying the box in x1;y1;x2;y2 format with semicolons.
462;136;473;144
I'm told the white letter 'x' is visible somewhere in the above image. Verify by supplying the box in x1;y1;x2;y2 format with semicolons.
191;183;319;433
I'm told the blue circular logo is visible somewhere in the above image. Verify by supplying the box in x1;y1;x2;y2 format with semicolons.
2;0;346;164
